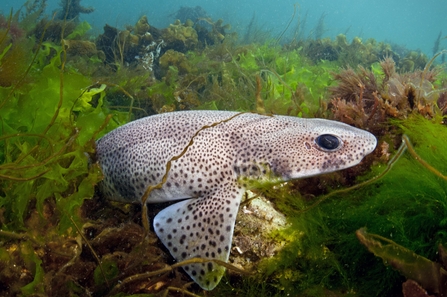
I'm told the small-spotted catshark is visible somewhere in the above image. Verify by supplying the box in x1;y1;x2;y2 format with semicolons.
96;110;377;290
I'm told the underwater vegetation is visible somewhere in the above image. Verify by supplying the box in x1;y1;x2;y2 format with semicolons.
0;24;32;87
313;12;328;40
55;0;94;21
0;0;48;87
292;33;429;71
357;228;447;297
170;5;209;24
329;53;446;137
433;31;443;57
0;3;447;296
0;10;129;295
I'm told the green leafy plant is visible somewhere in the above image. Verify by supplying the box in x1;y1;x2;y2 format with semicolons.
0;34;127;295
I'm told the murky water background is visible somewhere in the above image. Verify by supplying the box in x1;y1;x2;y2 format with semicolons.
2;0;445;55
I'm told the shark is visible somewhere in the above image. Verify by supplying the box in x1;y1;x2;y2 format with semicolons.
95;110;377;290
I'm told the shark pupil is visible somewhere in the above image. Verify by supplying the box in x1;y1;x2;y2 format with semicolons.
315;134;341;151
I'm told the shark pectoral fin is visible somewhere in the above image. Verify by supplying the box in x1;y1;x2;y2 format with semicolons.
153;185;245;290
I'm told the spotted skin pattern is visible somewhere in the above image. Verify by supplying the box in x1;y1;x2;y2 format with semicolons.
96;110;377;290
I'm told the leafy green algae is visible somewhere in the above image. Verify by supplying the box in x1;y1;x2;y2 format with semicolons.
0;43;118;232
0;37;127;295
356;228;447;296
236;43;336;116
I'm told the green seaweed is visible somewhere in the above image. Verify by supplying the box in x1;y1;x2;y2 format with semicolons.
313;116;447;295
66;20;91;39
0;43;116;231
94;259;119;285
0;32;128;295
356;228;447;296
19;241;44;295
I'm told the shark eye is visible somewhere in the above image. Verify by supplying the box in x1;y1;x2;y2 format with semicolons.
315;134;342;151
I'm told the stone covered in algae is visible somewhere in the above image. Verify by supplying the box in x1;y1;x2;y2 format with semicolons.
162;20;198;52
230;191;289;272
159;49;195;75
134;15;150;35
63;39;101;58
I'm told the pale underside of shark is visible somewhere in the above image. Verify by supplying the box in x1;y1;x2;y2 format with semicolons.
95;110;377;290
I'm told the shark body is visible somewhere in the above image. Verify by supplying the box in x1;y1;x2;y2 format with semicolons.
95;110;377;290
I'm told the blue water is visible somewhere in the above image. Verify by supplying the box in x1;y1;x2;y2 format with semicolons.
1;0;445;56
